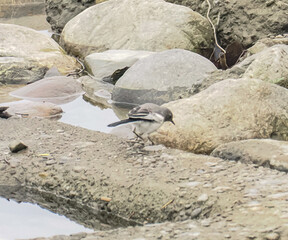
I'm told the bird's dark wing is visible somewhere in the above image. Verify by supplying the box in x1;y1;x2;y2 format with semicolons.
128;104;165;122
107;118;139;127
128;105;154;120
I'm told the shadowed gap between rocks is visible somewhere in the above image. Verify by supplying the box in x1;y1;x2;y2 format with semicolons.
0;185;141;231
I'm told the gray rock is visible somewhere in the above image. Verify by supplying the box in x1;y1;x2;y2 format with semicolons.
242;44;288;87
197;194;209;203
0;57;47;85
200;44;288;93
80;76;114;108
151;78;288;154
190;208;202;219
112;49;217;105
9;140;28;153
60;0;213;58
84;50;154;79
247;35;288;55
211;139;288;172
45;0;95;34
167;0;288;48
0;24;78;84
264;232;280;240
10;76;83;104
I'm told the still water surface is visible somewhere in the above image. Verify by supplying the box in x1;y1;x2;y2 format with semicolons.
0;197;93;240
59;96;120;133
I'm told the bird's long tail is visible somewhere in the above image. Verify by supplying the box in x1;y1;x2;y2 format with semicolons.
107;118;138;127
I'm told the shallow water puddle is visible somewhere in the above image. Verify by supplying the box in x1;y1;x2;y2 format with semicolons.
0;197;93;240
59;96;120;133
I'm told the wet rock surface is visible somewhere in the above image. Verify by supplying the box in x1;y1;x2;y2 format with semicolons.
1;118;288;239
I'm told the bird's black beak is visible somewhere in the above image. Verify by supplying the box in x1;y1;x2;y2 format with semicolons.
171;119;175;125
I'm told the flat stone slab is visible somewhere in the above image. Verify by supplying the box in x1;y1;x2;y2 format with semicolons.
211;139;288;172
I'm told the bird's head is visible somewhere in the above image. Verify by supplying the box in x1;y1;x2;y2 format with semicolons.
164;109;175;125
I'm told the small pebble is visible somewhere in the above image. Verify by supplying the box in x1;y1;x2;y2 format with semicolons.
264;232;279;240
9;140;27;153
197;194;209;202
190;208;202;218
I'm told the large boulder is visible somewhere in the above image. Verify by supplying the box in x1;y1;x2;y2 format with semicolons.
112;49;217;105
10;76;83;104
167;0;288;48
151;78;288;154
0;24;78;84
60;0;213;58
84;50;154;79
211;139;288;172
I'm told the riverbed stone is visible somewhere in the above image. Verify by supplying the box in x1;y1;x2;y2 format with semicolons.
84;50;154;80
242;44;288;87
80;76;114;108
0;100;63;118
247;35;288;55
0;106;11;119
10;76;83;104
60;0;213;58
211;139;288;172
0;24;78;84
151;78;288;154
9;140;28;153
112;49;217;105
199;44;288;92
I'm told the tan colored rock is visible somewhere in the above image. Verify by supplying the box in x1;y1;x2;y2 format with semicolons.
151;78;288;154
200;44;288;93
248;36;288;54
242;44;288;87
212;139;288;172
60;0;213;58
1;100;62;118
0;24;78;84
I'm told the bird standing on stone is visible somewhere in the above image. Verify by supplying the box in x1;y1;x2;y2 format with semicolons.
108;103;175;143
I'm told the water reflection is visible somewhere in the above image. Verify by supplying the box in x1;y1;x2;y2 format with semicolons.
59;96;120;133
0;197;93;240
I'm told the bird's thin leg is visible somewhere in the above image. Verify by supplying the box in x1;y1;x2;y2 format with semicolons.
133;128;143;141
147;136;155;145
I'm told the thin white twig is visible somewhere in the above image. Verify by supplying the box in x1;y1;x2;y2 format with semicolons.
206;0;226;54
